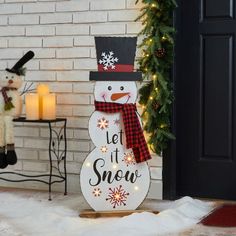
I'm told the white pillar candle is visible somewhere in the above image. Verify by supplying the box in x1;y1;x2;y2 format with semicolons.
37;84;49;119
25;93;39;120
42;93;56;120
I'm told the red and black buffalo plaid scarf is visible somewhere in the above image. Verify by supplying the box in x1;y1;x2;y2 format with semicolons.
95;100;151;163
1;87;15;111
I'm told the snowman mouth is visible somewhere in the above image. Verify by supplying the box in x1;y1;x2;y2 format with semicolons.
111;92;130;101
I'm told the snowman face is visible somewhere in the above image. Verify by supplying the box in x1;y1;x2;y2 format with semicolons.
94;81;137;104
0;71;22;89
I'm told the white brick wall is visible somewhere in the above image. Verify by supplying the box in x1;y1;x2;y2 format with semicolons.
0;0;163;199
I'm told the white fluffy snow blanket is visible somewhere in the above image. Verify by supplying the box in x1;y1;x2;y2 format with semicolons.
0;193;213;236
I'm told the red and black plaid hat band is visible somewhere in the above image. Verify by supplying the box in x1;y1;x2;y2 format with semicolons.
98;64;134;72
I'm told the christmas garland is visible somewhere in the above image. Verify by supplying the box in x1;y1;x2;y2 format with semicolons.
136;0;177;155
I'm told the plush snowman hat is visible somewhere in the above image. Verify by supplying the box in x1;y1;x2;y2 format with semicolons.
90;37;142;81
6;51;35;76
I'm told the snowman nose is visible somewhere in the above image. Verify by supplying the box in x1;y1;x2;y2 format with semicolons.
8;79;13;84
111;92;130;101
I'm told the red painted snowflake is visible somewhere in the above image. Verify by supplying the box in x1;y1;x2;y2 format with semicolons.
113;119;120;126
93;188;102;197
97;117;109;130
106;185;129;208
122;152;136;166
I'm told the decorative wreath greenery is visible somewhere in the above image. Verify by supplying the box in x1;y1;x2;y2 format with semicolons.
136;0;177;155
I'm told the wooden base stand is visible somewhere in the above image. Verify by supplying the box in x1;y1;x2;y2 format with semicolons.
79;209;159;218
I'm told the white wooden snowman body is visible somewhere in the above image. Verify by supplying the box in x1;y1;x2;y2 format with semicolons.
80;81;150;211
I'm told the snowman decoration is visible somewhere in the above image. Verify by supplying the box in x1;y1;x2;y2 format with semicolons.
80;37;151;211
0;51;34;169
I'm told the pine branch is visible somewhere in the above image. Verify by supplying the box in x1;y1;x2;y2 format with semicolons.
136;0;177;156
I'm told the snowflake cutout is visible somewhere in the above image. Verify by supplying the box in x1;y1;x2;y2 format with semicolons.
122;152;136;166
106;185;129;209
99;51;118;71
113;119;120;126
97;117;109;130
100;146;108;153
93;188;102;197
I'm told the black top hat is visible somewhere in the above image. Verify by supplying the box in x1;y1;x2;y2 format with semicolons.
6;51;35;76
90;37;142;81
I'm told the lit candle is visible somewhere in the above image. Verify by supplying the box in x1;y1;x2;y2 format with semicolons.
37;84;49;119
25;93;39;120
42;93;56;120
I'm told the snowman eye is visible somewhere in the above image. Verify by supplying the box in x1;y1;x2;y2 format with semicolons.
11;76;14;79
120;86;124;91
108;86;112;91
5;76;8;79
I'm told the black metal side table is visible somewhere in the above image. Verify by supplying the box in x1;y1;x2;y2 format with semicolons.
0;117;67;200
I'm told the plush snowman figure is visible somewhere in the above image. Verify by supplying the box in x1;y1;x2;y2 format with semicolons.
80;37;151;211
0;51;34;169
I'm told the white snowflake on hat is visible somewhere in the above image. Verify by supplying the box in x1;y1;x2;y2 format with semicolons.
99;51;118;71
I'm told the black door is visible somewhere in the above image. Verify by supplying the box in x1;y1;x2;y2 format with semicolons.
175;0;236;200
